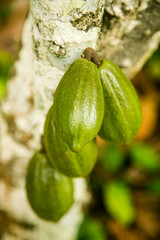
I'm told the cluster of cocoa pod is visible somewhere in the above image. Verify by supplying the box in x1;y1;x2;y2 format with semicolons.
26;49;142;222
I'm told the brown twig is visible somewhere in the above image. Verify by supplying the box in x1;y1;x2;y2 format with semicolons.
83;47;101;66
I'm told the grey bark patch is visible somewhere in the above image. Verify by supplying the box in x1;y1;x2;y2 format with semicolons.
100;0;160;78
49;41;66;57
70;10;101;32
110;0;160;67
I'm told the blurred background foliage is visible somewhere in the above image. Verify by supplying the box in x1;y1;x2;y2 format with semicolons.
0;0;29;103
0;1;11;28
0;50;13;101
0;1;160;240
77;141;160;240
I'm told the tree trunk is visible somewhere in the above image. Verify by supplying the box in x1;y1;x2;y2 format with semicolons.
0;0;160;239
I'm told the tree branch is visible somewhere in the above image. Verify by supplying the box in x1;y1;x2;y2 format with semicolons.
99;0;160;78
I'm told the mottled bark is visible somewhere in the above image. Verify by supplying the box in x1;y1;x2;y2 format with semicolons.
100;0;160;78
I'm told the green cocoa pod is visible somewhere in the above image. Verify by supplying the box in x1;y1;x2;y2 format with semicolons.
26;151;74;222
43;106;98;178
98;59;142;143
52;58;104;152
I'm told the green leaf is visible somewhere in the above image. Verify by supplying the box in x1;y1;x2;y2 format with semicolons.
145;48;160;81
130;144;159;172
0;4;11;26
103;181;135;226
0;51;13;78
0;51;13;102
147;179;160;195
90;177;102;194
0;77;7;101
77;216;106;240
100;144;124;173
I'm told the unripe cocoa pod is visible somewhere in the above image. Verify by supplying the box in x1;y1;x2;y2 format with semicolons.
52;58;104;152
98;59;142;143
44;106;98;178
26;151;74;222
